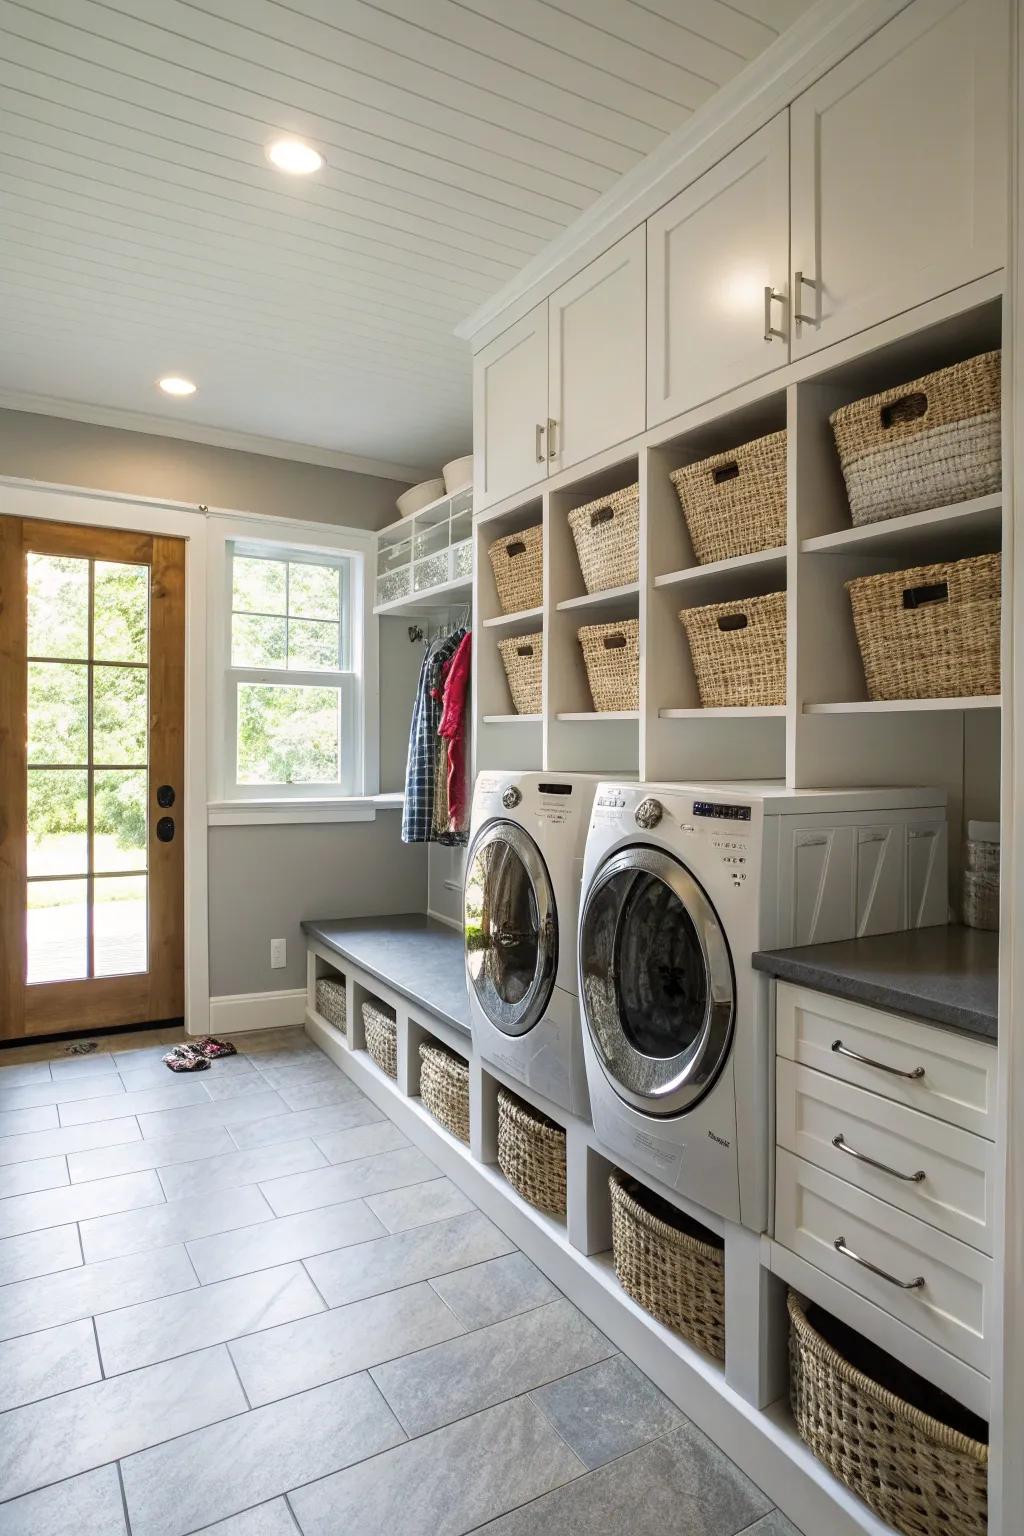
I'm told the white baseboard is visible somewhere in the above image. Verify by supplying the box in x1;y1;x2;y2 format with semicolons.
207;988;306;1034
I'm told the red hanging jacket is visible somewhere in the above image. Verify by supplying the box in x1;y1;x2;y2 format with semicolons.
439;631;472;832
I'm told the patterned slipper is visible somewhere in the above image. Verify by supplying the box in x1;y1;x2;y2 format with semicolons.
163;1044;211;1073
192;1037;238;1060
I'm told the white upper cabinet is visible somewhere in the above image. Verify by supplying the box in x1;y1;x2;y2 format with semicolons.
647;114;790;426
790;0;1007;360
547;229;647;474
473;304;548;511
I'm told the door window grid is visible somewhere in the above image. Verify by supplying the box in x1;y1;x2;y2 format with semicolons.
25;554;150;983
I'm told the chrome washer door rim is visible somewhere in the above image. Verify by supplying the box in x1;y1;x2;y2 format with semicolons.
579;845;734;1116
464;820;557;1038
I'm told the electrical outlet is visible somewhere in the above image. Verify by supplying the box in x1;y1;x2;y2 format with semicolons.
270;938;287;970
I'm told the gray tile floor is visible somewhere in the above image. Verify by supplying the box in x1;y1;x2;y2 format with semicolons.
0;1026;801;1536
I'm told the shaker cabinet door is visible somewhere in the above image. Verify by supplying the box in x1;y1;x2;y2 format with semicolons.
790;0;1007;360
473;304;549;512
647;113;790;427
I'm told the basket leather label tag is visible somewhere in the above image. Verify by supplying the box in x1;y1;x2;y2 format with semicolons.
881;392;927;429
718;612;748;631
590;505;614;526
902;581;948;609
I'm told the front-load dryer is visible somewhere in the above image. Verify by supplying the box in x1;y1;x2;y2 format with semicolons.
465;771;603;1117
577;781;947;1231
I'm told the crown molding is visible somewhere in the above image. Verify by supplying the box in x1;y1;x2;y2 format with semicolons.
455;0;911;349
0;388;432;484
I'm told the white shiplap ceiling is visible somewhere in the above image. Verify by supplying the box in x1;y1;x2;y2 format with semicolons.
0;0;812;474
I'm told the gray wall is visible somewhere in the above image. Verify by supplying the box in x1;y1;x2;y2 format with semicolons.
379;618;422;793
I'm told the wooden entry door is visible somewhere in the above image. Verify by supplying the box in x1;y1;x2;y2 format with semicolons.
0;518;185;1039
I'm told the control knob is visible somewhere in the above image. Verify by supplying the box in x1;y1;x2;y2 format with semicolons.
634;797;663;830
501;784;522;810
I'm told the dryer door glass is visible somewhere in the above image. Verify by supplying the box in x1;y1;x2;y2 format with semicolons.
465;821;557;1037
579;846;734;1116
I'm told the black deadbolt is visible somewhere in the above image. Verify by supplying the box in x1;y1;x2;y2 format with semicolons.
156;816;175;843
156;784;176;808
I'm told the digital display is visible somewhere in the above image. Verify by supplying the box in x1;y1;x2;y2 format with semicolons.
693;800;752;821
539;783;573;796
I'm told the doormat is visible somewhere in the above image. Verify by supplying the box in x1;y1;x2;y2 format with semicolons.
64;1040;99;1055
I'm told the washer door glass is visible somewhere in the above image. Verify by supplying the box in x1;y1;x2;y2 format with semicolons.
579;846;734;1115
465;821;557;1037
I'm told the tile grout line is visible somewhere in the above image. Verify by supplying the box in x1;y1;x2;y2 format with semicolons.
115;1459;135;1535
91;1313;106;1380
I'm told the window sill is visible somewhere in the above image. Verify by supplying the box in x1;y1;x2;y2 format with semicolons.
208;793;404;827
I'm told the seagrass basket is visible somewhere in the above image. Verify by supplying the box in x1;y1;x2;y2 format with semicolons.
488;525;543;614
315;976;347;1030
498;632;542;714
578;618;640;711
669;431;787;565
568;484;640;593
497;1088;566;1215
678;592;786;708
830;351;1001;526
789;1292;987;1536
845;554;1000;700
362;999;397;1079
419;1041;469;1143
609;1170;725;1359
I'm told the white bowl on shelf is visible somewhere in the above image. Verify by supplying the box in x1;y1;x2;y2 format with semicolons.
396;477;445;519
442;455;474;495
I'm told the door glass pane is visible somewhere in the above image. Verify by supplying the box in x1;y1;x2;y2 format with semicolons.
233;556;286;614
94;770;148;873
236;683;340;784
232;614;287;669
93;666;148;764
94;562;149;663
288;619;339;671
289;562;339;619
27;770;88;877
28;662;88;764
465;839;539;1007
27;554;89;659
27;879;87;983
94;875;147;977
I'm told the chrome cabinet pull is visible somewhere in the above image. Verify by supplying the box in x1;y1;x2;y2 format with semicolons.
832;1040;925;1080
832;1134;926;1183
546;417;558;461
535;423;545;463
834;1237;924;1290
763;285;786;341
794;270;817;328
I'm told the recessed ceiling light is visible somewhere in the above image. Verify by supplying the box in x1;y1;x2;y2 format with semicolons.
266;137;324;175
158;376;197;397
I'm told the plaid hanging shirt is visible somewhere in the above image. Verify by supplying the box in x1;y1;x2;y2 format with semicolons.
401;629;465;843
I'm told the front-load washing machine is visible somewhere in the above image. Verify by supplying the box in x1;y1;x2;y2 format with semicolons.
465;771;604;1117
577;781;948;1230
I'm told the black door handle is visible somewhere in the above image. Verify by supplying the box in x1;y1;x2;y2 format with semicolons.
156;816;175;843
156;785;176;808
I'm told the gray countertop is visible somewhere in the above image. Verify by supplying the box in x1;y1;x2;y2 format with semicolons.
302;914;471;1035
752;924;998;1042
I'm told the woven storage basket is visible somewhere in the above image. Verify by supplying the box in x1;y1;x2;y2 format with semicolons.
498;632;542;714
669;431;787;565
609;1170;725;1360
845;553;1000;701
830;351;1001;527
488;525;543;614
419;1041;470;1143
362;999;397;1080
315;976;346;1030
567;484;640;593
678;592;786;708
578;618;640;712
497;1088;566;1215
789;1292;987;1536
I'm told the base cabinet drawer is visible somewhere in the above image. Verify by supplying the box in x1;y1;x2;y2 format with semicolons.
777;1060;993;1254
776;983;997;1139
775;1150;992;1374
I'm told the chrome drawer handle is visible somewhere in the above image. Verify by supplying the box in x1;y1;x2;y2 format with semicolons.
832;1134;926;1183
834;1237;924;1290
832;1040;925;1079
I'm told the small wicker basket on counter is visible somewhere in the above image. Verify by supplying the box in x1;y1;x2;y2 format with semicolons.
678;592;786;708
609;1170;725;1360
419;1041;470;1143
315;976;347;1030
362;998;398;1080
669;430;786;565
830;351;1001;527
567;484;640;593
578;618;640;711
498;632;543;714
845;553;1000;701
488;526;543;614
497;1088;566;1215
788;1292;988;1536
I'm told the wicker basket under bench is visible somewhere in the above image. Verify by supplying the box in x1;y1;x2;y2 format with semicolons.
419;1040;470;1143
497;1088;567;1216
315;976;347;1030
362;998;398;1079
